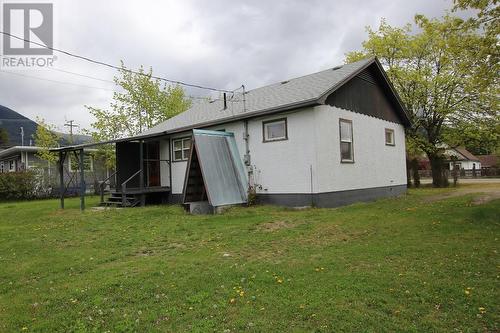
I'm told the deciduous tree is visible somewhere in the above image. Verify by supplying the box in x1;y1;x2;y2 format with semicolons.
346;11;498;186
85;62;191;168
33;117;60;164
0;128;8;147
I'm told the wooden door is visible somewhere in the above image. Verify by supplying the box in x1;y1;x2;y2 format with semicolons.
145;142;160;187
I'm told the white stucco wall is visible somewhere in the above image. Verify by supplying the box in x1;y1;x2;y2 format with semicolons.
313;105;407;193
448;160;481;170
159;138;171;187
247;109;318;194
168;109;318;195
166;105;407;195
169;133;189;194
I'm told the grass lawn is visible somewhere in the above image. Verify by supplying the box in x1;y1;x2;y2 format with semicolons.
0;185;498;332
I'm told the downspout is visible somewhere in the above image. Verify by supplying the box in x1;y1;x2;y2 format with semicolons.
242;85;252;190
168;137;173;201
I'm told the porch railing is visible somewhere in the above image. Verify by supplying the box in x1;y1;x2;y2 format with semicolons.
121;169;143;206
98;170;117;205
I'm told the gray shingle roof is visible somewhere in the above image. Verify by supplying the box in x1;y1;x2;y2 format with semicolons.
454;147;480;161
142;57;381;136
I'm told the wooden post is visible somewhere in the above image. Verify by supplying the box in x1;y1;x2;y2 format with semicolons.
59;151;65;209
79;149;85;211
139;140;145;206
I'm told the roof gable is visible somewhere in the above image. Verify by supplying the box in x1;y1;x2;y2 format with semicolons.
324;63;408;124
454;147;479;161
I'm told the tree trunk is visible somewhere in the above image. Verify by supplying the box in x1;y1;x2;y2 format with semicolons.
406;158;412;187
428;153;449;188
411;158;420;188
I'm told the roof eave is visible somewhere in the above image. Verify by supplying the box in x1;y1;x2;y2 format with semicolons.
50;99;321;151
162;98;320;136
317;57;412;128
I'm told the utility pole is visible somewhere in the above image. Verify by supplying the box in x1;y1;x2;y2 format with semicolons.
64;120;79;144
20;127;24;146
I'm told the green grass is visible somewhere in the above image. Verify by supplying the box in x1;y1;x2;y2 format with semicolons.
0;186;498;332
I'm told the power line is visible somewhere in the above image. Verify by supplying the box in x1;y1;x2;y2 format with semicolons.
0;31;235;93
0;70;116;91
50;67;115;84
50;68;215;100
1;69;216;101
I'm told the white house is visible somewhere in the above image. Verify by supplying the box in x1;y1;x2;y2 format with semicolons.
54;57;411;209
445;147;481;171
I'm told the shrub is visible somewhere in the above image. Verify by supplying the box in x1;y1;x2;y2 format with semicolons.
0;171;38;201
247;186;258;206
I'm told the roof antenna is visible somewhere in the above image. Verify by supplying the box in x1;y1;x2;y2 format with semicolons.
20;126;24;146
242;85;247;113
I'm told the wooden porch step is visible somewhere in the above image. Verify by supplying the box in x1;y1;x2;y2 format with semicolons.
100;192;140;207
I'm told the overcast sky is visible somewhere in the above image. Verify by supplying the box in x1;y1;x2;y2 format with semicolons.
0;0;468;133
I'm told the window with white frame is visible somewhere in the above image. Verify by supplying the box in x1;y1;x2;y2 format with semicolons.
173;137;191;161
339;119;354;162
263;118;287;142
385;128;395;146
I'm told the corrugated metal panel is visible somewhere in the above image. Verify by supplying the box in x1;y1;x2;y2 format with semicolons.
356;68;377;85
185;130;247;207
325;72;404;124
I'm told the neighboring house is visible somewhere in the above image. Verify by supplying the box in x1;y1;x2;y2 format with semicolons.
0;106;110;193
417;147;482;172
55;57;412;209
477;154;499;170
445;147;481;171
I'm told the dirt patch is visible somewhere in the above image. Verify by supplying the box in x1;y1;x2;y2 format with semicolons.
136;248;154;256
471;192;500;205
424;186;500;205
258;220;293;232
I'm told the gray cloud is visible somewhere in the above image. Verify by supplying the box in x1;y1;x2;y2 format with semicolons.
0;0;466;132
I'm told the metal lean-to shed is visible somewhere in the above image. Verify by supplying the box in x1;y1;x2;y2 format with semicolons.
182;130;248;213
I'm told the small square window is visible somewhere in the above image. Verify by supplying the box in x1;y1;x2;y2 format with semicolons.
263;118;287;142
385;128;395;146
173;137;192;161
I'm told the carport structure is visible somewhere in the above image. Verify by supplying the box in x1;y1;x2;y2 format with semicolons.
50;133;173;211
